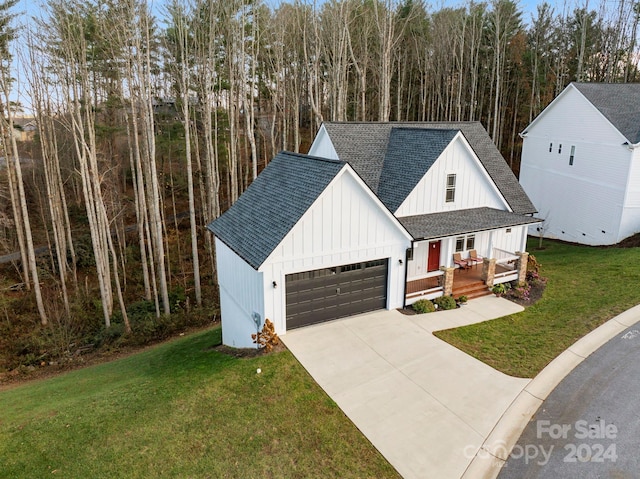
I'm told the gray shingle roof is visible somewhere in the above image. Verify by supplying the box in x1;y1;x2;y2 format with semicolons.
399;207;541;240
377;128;458;212
322;122;536;215
208;152;345;269
573;82;640;144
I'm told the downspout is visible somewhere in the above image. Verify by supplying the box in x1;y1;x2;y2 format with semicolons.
402;241;413;309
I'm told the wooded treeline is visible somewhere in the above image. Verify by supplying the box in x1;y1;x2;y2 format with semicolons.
0;0;639;362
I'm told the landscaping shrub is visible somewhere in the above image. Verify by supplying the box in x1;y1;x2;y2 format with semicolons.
434;295;457;310
412;299;435;314
526;254;547;286
492;283;510;296
508;282;531;301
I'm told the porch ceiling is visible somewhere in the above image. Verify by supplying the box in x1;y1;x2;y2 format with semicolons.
398;207;541;241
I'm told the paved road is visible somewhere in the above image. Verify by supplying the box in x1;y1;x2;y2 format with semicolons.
498;325;640;479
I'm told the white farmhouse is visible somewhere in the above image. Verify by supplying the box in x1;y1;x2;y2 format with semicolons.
519;82;640;245
209;122;539;348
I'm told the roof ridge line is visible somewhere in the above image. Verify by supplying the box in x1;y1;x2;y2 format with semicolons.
277;150;346;165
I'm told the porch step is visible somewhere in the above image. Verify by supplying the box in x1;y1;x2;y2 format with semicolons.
453;280;492;300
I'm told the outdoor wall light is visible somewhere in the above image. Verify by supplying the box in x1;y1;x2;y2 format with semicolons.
398;259;403;265
272;281;277;288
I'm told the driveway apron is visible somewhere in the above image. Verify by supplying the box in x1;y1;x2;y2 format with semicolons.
282;296;530;479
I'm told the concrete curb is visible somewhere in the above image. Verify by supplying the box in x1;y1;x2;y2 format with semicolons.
461;304;640;479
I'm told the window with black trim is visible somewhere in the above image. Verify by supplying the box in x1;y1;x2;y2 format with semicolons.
558;144;562;154
569;145;575;165
466;234;475;250
446;174;456;203
455;234;475;252
549;142;553;152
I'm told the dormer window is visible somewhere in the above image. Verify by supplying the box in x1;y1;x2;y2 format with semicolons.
446;174;456;203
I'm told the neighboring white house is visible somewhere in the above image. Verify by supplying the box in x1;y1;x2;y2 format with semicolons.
9;117;37;142
209;122;539;348
519;82;640;245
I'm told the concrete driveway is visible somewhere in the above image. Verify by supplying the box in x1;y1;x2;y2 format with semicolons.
282;296;529;479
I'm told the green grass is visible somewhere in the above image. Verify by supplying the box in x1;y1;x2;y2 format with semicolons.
435;239;640;378
0;328;400;479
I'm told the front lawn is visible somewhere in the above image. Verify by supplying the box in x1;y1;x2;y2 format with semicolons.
435;239;640;378
0;328;400;478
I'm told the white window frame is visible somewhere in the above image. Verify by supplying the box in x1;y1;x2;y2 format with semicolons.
446;173;456;203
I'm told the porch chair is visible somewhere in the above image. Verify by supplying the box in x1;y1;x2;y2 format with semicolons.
453;252;470;271
468;250;483;268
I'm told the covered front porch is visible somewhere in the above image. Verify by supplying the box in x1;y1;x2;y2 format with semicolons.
405;250;520;304
399;207;540;305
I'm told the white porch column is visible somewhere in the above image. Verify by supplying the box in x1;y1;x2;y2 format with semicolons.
487;230;495;258
520;225;528;253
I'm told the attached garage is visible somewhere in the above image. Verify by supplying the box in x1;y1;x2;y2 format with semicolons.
285;259;388;329
209;152;412;348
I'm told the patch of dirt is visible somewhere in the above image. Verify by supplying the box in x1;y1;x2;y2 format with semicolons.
211;341;287;358
615;232;640;248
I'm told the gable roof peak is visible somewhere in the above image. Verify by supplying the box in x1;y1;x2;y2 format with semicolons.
570;82;640;144
208;151;346;269
321;121;536;215
377;128;460;211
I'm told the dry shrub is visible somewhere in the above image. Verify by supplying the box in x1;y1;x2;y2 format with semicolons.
251;318;279;353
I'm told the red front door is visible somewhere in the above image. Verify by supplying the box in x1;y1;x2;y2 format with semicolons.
427;241;441;272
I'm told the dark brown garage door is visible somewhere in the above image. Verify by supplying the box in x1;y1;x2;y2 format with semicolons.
285;259;388;329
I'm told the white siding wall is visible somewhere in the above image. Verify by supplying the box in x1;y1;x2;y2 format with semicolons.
429;225;527;269
407;241;430;279
490;225;528;254
395;135;508;217
619;148;640;241
260;168;411;335
307;126;339;160
520;86;631;245
215;238;265;348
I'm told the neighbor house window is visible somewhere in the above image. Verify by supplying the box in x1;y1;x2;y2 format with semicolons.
549;142;553;152
466;234;475;250
446;174;456;202
569;145;575;165
455;236;465;252
558;144;562;154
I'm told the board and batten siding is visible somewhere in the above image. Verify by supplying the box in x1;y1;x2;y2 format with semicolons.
394;134;509;217
215;238;265;348
619;148;640;242
407;240;430;279
423;226;527;271
259;167;411;335
407;226;526;279
520;85;632;245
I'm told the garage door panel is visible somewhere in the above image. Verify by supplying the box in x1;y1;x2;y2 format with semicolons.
286;259;388;329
